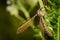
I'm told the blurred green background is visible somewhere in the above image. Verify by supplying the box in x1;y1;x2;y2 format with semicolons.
0;0;60;40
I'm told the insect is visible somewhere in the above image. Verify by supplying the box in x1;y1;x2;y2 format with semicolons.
37;9;52;37
16;8;52;37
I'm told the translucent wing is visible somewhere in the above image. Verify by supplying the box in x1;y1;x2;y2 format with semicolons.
37;9;52;37
17;14;37;34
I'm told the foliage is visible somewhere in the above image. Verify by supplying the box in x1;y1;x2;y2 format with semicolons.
0;0;59;40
